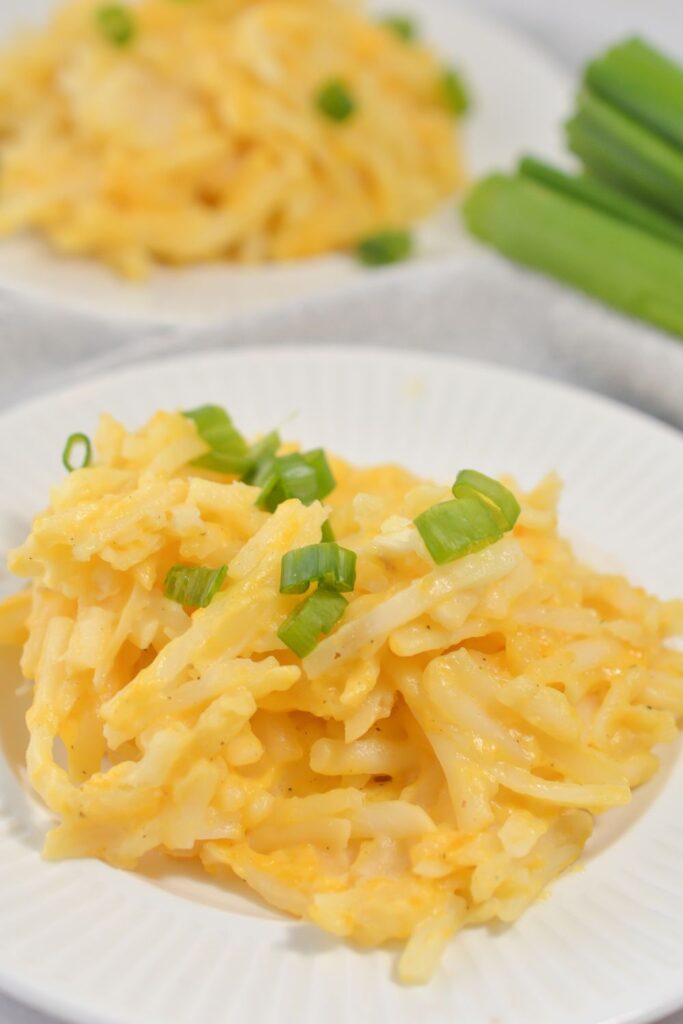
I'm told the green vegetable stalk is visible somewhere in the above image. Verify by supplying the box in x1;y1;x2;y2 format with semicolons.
567;90;683;221
520;157;683;250
463;172;683;339
585;37;683;151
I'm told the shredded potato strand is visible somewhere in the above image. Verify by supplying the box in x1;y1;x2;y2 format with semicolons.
1;410;682;983
0;0;465;277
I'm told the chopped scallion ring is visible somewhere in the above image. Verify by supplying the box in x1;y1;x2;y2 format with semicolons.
194;450;253;475
440;67;470;115
321;519;336;543
185;404;249;475
302;448;336;500
315;79;357;122
62;433;92;473
163;564;228;608
185;405;283;481
243;432;281;485
356;230;413;266
278;588;348;658
257;450;336;512
257;454;318;511
280;542;357;595
452;469;521;531
382;15;417;42
95;4;136;47
414;497;503;565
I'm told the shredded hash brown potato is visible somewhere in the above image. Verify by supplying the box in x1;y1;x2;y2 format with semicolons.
1;410;682;983
0;0;465;278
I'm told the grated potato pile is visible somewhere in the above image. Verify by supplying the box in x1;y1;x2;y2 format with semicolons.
0;0;465;278
1;410;682;983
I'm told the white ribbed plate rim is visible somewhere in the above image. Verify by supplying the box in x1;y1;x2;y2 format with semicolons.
0;346;681;1024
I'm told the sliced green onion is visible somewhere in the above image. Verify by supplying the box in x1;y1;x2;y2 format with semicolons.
164;564;228;608
254;464;281;510
356;230;413;266
452;469;520;531
95;4;136;47
415;497;503;565
520;156;683;250
242;431;282;485
185;406;236;440
382;15;417;42
257;454;318;511
192;450;253;475
185;404;250;475
257;450;336;512
185;404;247;455
315;79;356;122
440;68;470;116
62;433;92;473
585;37;683;152
302;449;335;501
278;589;348;658
249;431;281;467
248;455;277;490
280;542;357;595
185;406;283;482
321;519;336;543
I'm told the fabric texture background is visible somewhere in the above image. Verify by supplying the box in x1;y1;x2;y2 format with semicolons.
2;251;683;430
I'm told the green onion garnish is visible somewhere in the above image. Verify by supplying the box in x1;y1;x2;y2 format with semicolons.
321;519;336;543
185;404;250;475
415;498;503;565
278;589;348;658
302;448;335;499
280;542;357;595
258;454;318;511
62;433;92;473
242;431;281;485
186;404;245;451
416;469;520;565
452;469;520;531
382;15;417;42
164;564;228;608
257;450;336;512
315;79;357;122
185;405;282;481
356;230;413;266
440;68;470;115
95;4;136;47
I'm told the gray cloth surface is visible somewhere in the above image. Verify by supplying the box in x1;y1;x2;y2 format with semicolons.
2;252;682;430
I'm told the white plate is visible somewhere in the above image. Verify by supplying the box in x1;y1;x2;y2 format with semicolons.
0;346;682;1024
0;0;570;327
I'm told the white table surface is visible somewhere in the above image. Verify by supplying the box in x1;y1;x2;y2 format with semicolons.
1;2;682;1023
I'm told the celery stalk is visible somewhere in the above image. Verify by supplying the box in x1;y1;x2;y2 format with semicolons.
586;37;683;150
462;174;683;339
520;156;683;249
566;91;683;221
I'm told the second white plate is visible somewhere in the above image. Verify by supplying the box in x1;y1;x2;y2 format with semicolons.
0;0;570;326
